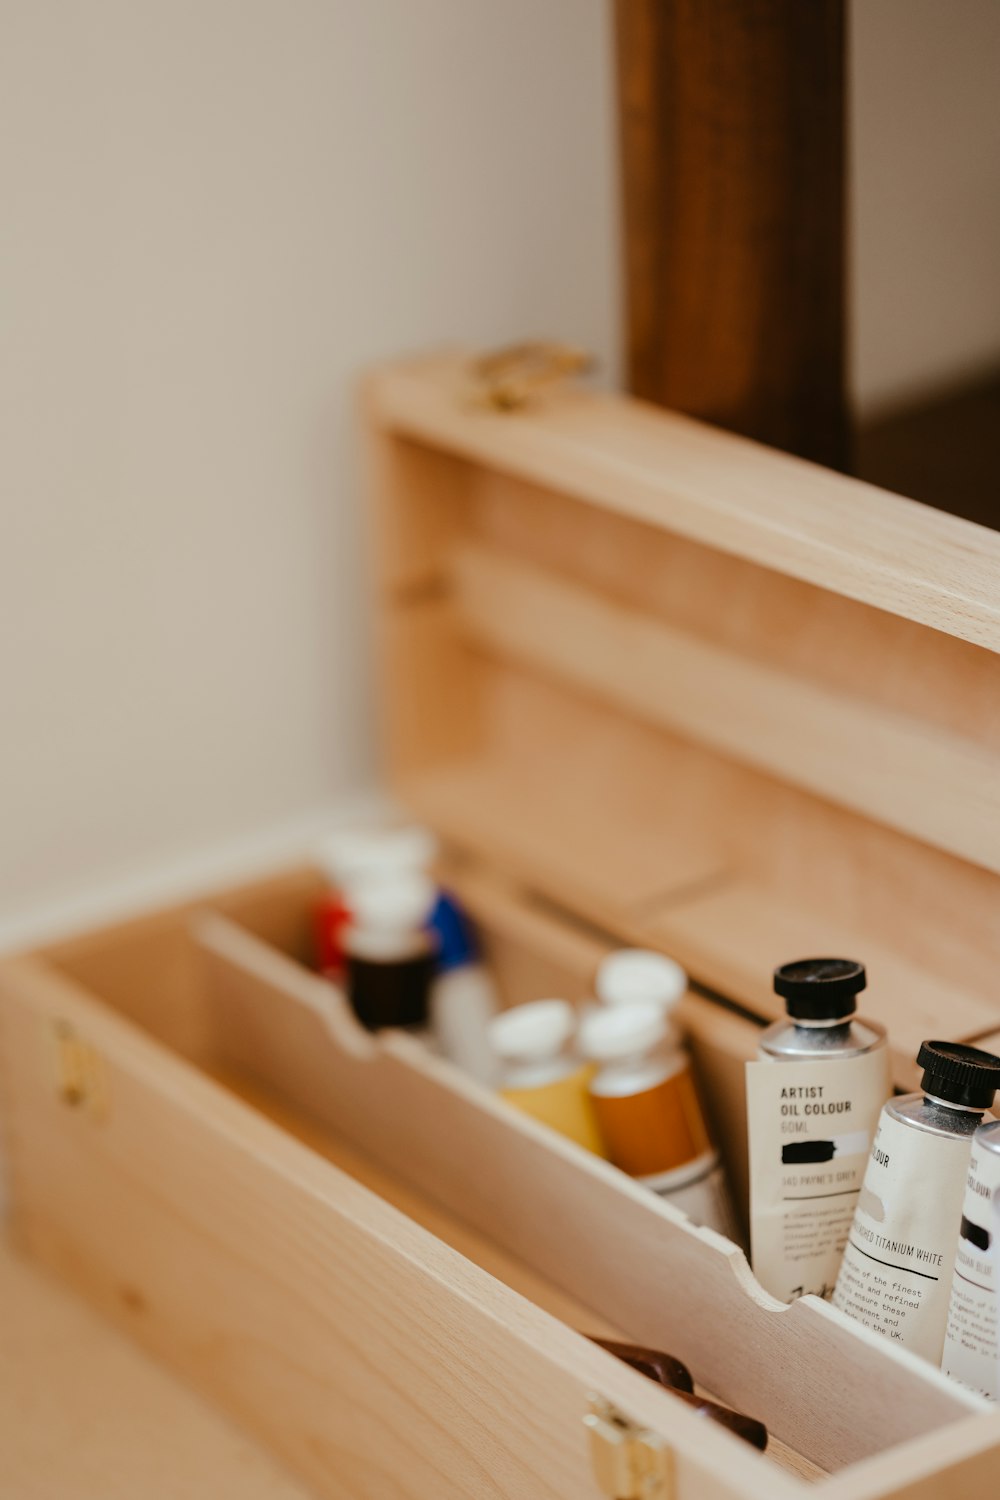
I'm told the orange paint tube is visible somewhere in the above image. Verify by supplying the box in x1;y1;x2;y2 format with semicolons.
580;1001;737;1236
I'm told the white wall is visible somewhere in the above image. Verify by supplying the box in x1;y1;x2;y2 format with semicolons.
850;0;1000;418
9;0;996;934
0;1;619;929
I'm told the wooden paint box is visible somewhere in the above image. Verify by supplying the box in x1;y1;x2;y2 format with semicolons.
3;349;1000;1499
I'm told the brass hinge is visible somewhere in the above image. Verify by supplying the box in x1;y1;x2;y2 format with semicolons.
49;1019;109;1121
471;340;592;411
585;1396;673;1499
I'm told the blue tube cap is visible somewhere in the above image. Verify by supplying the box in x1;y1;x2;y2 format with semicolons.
430;891;480;972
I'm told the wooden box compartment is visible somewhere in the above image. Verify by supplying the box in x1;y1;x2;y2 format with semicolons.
366;354;1000;1097
0;867;993;1500
4;349;1000;1498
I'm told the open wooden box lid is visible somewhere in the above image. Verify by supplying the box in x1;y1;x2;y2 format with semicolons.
365;348;1000;1088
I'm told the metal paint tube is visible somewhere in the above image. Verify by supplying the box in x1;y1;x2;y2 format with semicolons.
942;1118;1000;1396
833;1041;1000;1362
747;958;889;1302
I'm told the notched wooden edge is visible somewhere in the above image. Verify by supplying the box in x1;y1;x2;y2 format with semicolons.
191;912;376;1061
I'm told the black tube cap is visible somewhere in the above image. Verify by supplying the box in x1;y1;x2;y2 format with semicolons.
773;958;866;1021
917;1040;1000;1110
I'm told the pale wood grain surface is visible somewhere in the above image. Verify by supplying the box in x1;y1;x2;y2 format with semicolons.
0;1240;315;1500
454;540;1000;883
0;952;789;1500
465;466;1000;756
818;1412;1000;1500
367;352;1000;654
640;882;995;1090
403;753;999;1084
216;1064;824;1485
395;651;1000;1052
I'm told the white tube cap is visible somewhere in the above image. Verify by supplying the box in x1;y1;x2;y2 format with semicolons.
350;871;436;935
595;949;687;1012
488;999;573;1062
579;1000;667;1062
318;825;438;887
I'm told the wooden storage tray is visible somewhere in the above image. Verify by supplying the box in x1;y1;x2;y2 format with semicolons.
0;868;992;1500
4;348;1000;1498
368;354;1000;1092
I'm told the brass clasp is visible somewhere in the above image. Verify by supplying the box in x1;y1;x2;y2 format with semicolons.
471;340;592;411
50;1019;109;1120
585;1396;672;1499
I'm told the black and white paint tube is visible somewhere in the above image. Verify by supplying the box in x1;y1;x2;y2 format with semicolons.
834;1041;1000;1363
941;1118;1000;1397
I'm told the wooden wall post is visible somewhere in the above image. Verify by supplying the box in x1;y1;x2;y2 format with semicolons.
615;0;848;469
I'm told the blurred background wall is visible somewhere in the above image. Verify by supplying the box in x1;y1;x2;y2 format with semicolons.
850;0;1000;420
3;0;999;934
1;0;619;931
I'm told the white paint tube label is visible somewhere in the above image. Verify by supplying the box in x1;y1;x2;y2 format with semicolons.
994;1188;1000;1401
747;1047;889;1303
942;1132;1000;1397
833;1110;971;1362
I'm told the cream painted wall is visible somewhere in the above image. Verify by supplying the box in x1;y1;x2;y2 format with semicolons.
5;0;997;935
850;0;1000;417
1;1;619;928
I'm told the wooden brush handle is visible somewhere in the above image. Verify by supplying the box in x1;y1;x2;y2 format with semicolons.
588;1337;693;1393
589;1336;768;1450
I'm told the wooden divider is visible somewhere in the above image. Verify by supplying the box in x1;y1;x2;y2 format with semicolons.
194;913;983;1475
452;542;1000;881
1;952;765;1500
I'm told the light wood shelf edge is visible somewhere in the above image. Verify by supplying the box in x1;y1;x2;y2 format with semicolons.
366;351;1000;656
453;541;1000;881
817;1411;1000;1500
